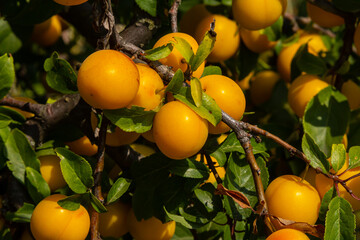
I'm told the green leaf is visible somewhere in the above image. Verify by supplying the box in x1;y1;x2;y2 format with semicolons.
190;77;203;107
172;37;194;64
172;222;194;239
174;86;222;126
90;192;107;213
333;0;360;13
262;16;283;42
145;43;173;61
57;194;84;211
291;44;327;81
0;54;15;99
44;52;78;94
56;147;94;194
325;196;356;240
349;146;360;170
135;0;157;17
25;167;50;203
166;69;184;94
194;183;222;214
0;113;15;128
0;106;26;123
165;208;195;229
5;129;40;184
331;144;346;173
2;0;63;25
107;178;132;205
0;20;22;55
223;153;268;219
5;203;34;223
190;30;216;71
201;66;222;77
319;187;337;222
302;133;329;174
104;106;156;133
303;87;350;157
219;132;268;155
237;42;259;80
168;158;209;179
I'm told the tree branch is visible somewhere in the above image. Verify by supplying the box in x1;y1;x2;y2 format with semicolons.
169;0;181;33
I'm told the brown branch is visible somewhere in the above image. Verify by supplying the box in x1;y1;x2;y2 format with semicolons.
221;111;268;214
90;114;108;240
169;0;181;33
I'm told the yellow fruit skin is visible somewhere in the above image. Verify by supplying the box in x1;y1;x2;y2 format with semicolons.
53;0;88;6
341;80;360;110
288;74;329;118
30;194;90;240
266;228;310;240
153;33;204;78
90;112;140;147
240;28;276;53
99;202;130;238
200;75;246;134
265;175;320;225
32;16;62;47
128;63;165;111
277;34;327;82
77;50;140;110
237;71;254;91
250;70;280;106
195;155;225;183
306;2;344;28
128;209;176;240
130;143;156;157
153;101;208;160
194;14;240;62
66;135;98;156
142;128;155;143
316;160;360;211
39;155;67;192
232;0;286;30
179;4;210;36
300;167;317;188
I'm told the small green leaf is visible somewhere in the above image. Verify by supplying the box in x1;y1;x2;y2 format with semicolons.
262;16;283;42
90;192;107;213
304;87;350;157
135;0;157;17
56;147;94;194
319;187;337;221
166;69;184;94
164;207;195;229
325;196;356;240
5;203;34;223
25;167;50;203
302;133;329;174
172;37;194;64
201;66;222;77
331;144;346;173
5;129;40;184
145;43;173;61
0;114;14;128
174;86;222;126
0;54;15;99
0;106;25;123
57;194;84;211
169;158;209;179
219;132;268;155
291;43;327;81
104;106;156;133
44;52;77;94
107;178;132;205
190;31;216;71
190;77;203;107
0;20;22;55
237;43;259;80
349;146;360;170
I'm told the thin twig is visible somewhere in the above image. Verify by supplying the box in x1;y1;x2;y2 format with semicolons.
169;0;181;33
